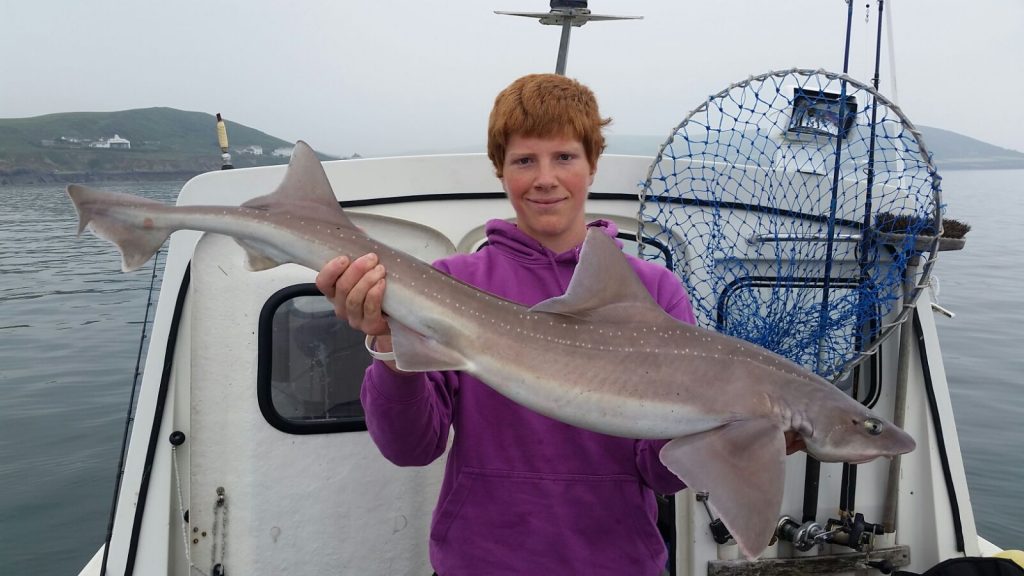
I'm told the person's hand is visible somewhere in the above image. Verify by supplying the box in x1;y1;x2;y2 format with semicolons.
785;431;806;455
316;253;390;337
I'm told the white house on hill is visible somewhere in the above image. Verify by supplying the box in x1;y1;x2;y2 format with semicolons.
89;134;131;149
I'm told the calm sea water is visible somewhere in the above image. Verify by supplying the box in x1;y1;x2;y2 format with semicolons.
0;171;1021;574
932;170;1024;551
0;181;178;575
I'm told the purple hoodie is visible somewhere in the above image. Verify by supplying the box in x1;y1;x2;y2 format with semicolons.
360;219;696;575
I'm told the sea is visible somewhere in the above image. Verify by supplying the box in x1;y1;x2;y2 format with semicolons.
0;171;1021;575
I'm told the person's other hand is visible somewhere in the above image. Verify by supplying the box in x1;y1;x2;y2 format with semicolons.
316;253;390;337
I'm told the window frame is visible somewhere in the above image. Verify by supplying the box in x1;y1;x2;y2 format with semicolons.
257;283;370;435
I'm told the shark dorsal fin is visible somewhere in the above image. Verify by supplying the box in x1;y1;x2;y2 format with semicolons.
530;229;670;324
241;141;356;229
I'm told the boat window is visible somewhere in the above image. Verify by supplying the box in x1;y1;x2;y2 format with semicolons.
618;233;673;269
715;277;861;380
258;286;370;434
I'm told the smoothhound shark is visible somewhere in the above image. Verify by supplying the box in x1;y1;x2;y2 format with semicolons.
67;141;915;559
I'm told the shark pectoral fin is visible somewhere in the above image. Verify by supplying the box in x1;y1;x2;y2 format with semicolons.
234;240;283;271
660;419;787;560
389;321;472;372
242;250;282;271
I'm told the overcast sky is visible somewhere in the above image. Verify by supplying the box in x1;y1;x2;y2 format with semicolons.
1;0;1020;158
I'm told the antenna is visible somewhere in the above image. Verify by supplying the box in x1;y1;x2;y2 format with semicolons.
496;1;641;75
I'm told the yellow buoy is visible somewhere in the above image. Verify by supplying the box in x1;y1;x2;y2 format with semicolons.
994;549;1024;568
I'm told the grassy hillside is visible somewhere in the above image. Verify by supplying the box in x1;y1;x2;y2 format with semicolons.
2;107;1020;185
0;108;334;184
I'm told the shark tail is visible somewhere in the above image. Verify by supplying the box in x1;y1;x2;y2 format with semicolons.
67;184;171;272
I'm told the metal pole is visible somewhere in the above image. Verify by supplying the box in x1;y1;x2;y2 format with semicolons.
495;4;640;76
555;18;572;74
842;0;854;73
874;0;912;531
883;258;917;532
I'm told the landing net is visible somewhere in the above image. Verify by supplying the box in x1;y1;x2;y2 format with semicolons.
640;69;941;381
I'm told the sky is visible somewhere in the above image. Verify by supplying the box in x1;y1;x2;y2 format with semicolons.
1;0;1021;158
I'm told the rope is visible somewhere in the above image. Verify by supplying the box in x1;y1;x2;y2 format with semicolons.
173;445;210;576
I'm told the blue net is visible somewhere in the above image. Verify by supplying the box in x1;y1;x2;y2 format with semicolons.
640;69;942;381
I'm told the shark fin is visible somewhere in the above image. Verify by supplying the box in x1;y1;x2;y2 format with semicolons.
390;321;473;372
240;141;357;229
241;248;282;271
659;418;786;560
530;229;670;324
66;184;170;272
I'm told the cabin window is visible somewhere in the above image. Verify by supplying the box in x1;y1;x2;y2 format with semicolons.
714;277;861;384
258;285;370;434
617;233;673;270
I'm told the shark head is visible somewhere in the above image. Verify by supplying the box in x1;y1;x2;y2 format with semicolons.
803;401;916;464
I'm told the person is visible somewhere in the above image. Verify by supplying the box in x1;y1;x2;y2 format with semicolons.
316;74;695;574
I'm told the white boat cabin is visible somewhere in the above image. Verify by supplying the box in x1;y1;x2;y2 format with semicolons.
80;152;983;576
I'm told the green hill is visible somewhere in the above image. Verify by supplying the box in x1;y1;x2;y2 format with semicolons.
3;107;1020;185
0;108;335;185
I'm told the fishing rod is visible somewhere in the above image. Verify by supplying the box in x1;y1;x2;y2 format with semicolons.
801;0;859;529
804;0;889;536
799;0;893;550
98;250;163;576
842;0;890;526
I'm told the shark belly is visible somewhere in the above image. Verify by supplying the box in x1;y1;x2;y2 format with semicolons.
462;336;735;440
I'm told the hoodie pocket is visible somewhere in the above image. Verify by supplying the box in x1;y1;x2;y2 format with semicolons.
430;467;665;569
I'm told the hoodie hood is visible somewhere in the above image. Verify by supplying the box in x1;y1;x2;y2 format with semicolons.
483;219;623;265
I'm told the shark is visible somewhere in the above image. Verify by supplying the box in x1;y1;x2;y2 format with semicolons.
67;140;915;559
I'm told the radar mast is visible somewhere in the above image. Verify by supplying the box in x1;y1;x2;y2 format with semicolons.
495;1;641;75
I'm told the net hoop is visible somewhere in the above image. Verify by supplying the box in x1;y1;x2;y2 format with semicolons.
639;68;942;381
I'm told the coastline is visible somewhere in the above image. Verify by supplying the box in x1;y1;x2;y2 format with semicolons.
0;169;203;186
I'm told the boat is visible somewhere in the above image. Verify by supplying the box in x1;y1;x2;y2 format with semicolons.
78;3;1020;575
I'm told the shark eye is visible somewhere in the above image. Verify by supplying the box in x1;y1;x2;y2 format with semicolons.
863;418;883;436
